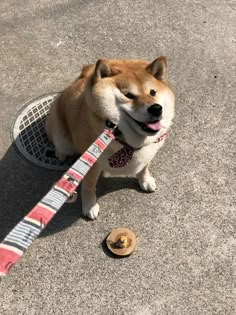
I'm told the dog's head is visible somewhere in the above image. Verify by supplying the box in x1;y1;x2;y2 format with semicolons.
85;57;175;144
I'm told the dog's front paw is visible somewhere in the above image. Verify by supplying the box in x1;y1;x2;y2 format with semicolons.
138;176;156;193
83;203;100;220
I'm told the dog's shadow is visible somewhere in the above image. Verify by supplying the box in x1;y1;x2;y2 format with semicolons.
0;129;141;241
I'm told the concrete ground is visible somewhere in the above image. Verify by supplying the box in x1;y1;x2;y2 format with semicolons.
0;0;235;314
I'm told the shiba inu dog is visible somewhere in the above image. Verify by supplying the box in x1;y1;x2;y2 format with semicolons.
47;57;175;219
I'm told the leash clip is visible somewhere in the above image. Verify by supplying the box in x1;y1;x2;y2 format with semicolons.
106;120;119;136
106;120;117;130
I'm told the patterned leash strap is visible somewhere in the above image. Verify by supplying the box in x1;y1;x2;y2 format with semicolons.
0;127;115;276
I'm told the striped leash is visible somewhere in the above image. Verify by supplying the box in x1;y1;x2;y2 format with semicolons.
0;126;116;276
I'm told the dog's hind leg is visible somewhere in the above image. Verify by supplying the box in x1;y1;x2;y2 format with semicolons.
50;131;75;161
46;101;75;161
55;150;67;162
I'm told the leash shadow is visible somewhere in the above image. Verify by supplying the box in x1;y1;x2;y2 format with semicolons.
41;176;141;237
0;134;141;240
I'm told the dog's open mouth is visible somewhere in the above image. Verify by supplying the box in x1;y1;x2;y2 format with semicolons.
134;118;161;133
124;111;161;134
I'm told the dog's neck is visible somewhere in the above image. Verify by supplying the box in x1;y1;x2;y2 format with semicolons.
107;124;167;168
106;120;166;150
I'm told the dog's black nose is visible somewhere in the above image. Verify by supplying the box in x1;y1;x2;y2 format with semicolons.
148;104;162;117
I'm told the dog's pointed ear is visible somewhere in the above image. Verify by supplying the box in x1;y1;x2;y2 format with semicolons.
146;56;167;81
93;59;120;82
94;59;111;80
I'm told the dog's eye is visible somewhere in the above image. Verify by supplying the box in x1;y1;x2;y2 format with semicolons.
150;89;156;97
125;92;135;100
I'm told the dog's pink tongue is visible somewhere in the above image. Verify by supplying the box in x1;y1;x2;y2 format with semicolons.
146;120;161;131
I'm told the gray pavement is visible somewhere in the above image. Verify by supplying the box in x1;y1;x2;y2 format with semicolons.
0;0;235;314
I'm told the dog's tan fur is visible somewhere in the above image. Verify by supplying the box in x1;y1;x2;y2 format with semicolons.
47;57;175;219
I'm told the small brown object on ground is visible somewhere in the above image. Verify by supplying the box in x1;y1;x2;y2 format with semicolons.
106;227;136;256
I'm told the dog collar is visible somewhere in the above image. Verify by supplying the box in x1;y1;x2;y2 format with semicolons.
108;132;167;168
106;119;167;168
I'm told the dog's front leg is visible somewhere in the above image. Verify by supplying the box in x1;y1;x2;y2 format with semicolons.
81;164;101;220
137;163;156;193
